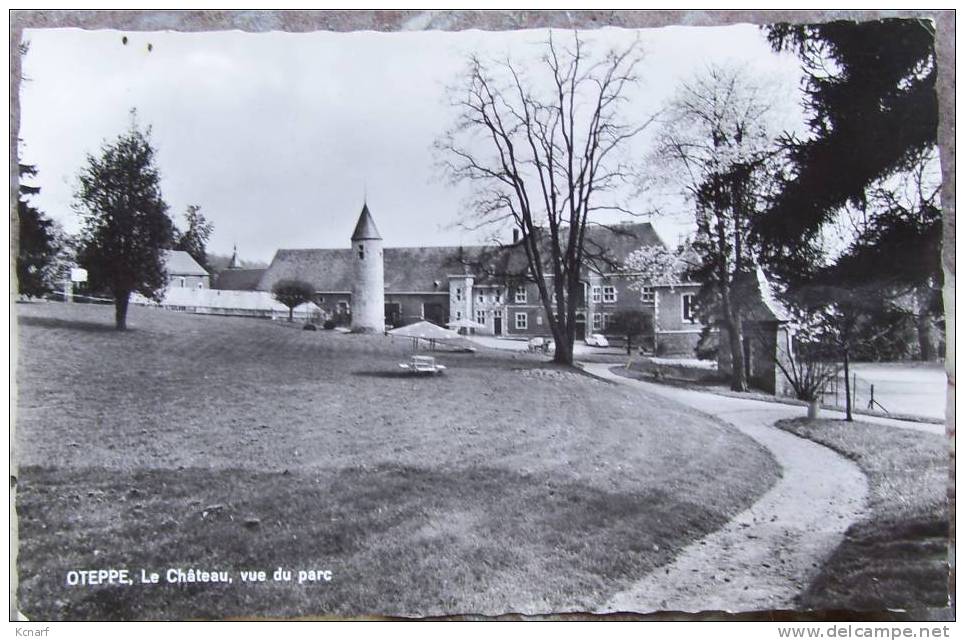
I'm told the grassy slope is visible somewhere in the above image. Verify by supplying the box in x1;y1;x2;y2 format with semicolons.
777;418;950;613
15;302;778;620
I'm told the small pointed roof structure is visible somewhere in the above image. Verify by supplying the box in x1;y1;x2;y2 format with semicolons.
388;320;458;340
227;244;239;269
351;202;382;241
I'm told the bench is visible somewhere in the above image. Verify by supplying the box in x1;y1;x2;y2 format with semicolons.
399;355;447;375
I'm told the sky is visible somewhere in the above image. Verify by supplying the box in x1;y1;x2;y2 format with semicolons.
18;24;806;264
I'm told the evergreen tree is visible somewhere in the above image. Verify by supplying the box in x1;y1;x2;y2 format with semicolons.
175;204;213;271
75;114;175;329
758;20;942;360
17;163;62;296
758;19;937;252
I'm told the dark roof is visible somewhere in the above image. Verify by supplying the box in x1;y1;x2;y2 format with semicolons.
730;268;790;323
581;222;667;273
164;250;209;277
351;203;382;240
259;246;485;293
214;268;266;291
259;222;664;293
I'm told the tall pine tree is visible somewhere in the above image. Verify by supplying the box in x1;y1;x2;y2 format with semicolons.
757;19;942;361
75;114;175;329
17;163;62;297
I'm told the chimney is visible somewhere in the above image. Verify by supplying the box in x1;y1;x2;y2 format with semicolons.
513;228;520;243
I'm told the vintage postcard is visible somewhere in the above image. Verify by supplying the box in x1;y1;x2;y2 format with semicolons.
10;10;952;622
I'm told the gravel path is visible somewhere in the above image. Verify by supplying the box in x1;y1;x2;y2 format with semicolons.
581;363;871;613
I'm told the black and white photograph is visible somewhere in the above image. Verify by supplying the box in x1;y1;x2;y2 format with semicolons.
9;9;953;623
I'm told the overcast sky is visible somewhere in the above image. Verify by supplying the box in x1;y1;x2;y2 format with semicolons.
19;24;805;264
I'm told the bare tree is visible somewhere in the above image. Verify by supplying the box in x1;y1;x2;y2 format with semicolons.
436;31;655;365
650;64;786;390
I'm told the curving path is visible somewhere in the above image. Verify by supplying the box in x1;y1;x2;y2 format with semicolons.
580;363;871;614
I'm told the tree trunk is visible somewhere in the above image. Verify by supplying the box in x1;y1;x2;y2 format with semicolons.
843;348;853;422
553;340;573;365
288;306;294;322
114;292;130;330
553;316;575;365
546;276;579;366
726;316;748;392
916;313;936;361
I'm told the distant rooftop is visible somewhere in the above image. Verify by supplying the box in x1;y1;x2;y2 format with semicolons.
259;221;665;294
164;250;209;276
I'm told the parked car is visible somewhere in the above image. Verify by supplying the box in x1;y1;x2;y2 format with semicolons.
586;333;610;347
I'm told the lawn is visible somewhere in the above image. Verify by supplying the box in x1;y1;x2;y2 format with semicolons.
777;418;950;614
14;301;779;620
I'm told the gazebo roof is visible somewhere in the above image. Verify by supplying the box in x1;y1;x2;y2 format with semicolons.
388;320;458;340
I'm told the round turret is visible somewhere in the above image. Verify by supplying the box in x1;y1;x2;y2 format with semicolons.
350;203;385;333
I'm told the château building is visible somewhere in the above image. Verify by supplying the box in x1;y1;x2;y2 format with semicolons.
257;204;706;354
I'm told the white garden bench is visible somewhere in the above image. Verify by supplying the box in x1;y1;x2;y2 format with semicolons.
399;355;447;375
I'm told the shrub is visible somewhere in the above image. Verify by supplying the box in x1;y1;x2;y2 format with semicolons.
695;327;718;361
322;319;336;330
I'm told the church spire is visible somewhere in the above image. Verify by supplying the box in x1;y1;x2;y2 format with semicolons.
227;244;239;269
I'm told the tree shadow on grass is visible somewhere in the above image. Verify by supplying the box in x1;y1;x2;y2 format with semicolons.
17;314;122;334
352;370;447;379
16;463;734;620
796;514;951;612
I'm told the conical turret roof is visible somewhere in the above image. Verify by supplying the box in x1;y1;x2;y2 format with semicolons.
351;203;382;240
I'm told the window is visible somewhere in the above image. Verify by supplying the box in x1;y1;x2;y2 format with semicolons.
476;310;486;325
477;293;484;304
592;313;602;331
455;288;462;302
603;313;612;330
515;286;527;303
358;244;364;260
536;315;542;326
455;310;463;320
591;286;601;303
515;312;528;330
551;290;558;306
682;293;697;323
603;286;617;303
494;290;502;303
640;286;655;303
493;309;502;319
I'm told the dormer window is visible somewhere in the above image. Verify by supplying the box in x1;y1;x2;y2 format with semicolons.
358;244;365;260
